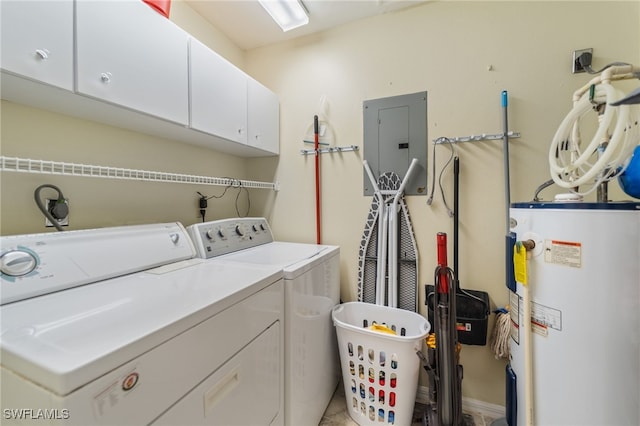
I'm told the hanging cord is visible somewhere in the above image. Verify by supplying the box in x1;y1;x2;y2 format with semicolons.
427;137;455;216
532;179;555;201
578;54;633;75
34;184;67;232
197;178;251;222
234;180;250;217
490;308;511;360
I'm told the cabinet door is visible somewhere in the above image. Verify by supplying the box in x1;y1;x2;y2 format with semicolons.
190;38;247;144
247;78;279;154
0;0;73;91
76;0;188;125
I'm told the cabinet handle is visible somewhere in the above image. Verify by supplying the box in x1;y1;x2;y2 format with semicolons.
100;72;112;84
35;49;49;60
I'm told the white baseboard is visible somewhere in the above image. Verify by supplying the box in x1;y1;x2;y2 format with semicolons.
416;386;506;419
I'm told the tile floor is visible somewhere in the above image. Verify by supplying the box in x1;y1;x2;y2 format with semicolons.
320;382;498;426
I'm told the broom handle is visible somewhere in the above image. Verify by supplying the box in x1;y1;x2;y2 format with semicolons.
314;115;321;244
502;91;511;235
453;156;459;290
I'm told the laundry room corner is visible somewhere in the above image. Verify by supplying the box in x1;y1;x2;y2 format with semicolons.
2;0;639;423
243;0;640;409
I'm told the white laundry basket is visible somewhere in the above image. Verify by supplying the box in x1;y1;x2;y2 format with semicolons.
332;302;430;426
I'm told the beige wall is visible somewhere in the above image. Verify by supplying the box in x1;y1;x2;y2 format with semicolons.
1;0;638;408
242;1;640;405
0;102;255;234
170;0;245;67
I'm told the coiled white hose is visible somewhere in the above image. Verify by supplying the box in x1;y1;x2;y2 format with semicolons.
548;82;640;194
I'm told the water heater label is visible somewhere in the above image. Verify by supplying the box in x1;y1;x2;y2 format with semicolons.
544;240;582;268
509;292;563;343
531;302;562;331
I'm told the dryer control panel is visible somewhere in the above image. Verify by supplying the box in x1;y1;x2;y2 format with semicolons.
187;217;274;259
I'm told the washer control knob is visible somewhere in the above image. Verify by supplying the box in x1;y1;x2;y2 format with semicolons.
205;230;216;240
235;225;244;236
1;250;37;277
217;229;226;239
260;223;266;231
252;224;259;232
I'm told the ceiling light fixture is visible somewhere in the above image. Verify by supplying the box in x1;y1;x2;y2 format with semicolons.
258;0;309;32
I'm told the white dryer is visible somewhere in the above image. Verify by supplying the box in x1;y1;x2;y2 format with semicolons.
0;223;284;425
188;217;341;426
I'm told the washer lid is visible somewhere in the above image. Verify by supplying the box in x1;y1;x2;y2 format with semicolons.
0;259;282;396
218;241;339;278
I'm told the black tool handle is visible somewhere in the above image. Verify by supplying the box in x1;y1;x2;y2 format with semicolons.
453;156;460;290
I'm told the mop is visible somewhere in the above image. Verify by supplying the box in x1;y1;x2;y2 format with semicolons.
357;159;419;311
490;308;511;360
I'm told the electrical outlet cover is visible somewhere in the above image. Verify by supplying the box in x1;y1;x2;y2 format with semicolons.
572;48;593;74
45;198;69;227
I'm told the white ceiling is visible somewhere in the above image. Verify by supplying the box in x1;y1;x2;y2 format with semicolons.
184;0;429;50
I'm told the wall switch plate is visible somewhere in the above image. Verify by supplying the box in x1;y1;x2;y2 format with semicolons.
45;198;69;227
572;48;593;74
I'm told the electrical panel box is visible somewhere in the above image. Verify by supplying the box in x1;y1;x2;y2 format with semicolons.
363;91;427;196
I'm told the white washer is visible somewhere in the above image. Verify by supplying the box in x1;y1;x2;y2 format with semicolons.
188;217;341;426
1;223;285;425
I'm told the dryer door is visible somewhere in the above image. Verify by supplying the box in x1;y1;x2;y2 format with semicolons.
153;323;282;426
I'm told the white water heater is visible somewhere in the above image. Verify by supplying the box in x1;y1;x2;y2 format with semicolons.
508;202;639;425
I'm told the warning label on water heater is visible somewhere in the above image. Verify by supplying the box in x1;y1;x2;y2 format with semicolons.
544;239;582;268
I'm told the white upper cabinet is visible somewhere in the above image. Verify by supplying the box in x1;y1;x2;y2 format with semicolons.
1;0;279;157
0;0;74;91
190;38;248;144
247;78;280;154
75;0;189;125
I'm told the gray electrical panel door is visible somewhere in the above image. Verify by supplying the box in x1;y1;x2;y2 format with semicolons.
363;91;427;196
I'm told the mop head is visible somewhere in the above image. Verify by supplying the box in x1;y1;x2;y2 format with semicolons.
490;308;511;360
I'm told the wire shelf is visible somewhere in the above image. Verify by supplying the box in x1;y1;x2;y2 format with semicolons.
0;156;278;190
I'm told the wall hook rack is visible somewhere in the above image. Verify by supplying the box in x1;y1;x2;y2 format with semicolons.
0;156;279;191
433;131;520;144
300;145;359;155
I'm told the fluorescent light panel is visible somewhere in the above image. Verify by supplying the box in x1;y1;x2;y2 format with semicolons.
258;0;309;32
